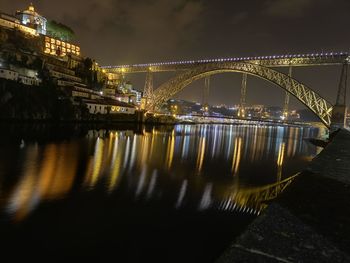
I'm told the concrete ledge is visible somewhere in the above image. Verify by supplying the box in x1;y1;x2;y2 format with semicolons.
307;129;350;185
217;129;350;262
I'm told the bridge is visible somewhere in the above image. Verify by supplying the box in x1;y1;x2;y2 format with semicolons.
103;52;350;128
217;174;299;214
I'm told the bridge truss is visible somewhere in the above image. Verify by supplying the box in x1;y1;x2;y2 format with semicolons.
151;62;334;127
103;53;350;128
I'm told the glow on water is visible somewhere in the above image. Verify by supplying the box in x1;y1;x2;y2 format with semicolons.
0;124;325;261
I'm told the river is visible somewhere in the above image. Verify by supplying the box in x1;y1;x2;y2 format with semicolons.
0;123;326;262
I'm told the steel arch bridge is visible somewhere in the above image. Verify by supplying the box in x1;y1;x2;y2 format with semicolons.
103;52;350;128
150;62;333;127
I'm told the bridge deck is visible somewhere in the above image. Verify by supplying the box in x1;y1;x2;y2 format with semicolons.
217;129;350;263
103;53;349;73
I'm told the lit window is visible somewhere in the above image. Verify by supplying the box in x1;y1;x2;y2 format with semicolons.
67;43;71;48
71;45;75;51
51;44;56;49
62;42;66;47
45;36;50;42
51;38;55;44
56;40;61;45
62;47;66;52
76;51;80;56
76;47;80;52
67;49;71;53
44;48;50;53
45;42;50;48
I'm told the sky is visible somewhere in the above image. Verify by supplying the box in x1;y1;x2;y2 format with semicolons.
1;0;350;108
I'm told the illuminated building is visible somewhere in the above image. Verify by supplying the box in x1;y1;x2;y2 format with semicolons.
85;99;136;115
43;36;80;57
15;3;47;35
0;4;81;59
0;13;38;36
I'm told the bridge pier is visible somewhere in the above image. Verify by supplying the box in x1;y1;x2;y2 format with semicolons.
202;76;210;113
282;67;293;120
142;71;154;111
238;73;247;118
330;62;348;131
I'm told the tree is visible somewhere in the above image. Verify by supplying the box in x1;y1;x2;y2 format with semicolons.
46;20;75;42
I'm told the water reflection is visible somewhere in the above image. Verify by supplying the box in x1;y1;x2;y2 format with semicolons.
6;142;78;221
0;124;324;222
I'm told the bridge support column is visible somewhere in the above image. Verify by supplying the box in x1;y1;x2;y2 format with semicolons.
283;67;293;121
202;76;210;113
331;62;348;130
142;71;154;111
238;73;247;118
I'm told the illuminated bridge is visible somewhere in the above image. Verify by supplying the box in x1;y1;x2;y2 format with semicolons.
103;52;350;128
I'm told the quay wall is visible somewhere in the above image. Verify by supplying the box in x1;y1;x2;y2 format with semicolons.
217;129;350;263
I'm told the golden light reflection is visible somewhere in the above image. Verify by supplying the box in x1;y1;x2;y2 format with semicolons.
108;136;122;192
196;137;206;173
232;137;242;176
276;142;286;182
7;146;38;221
2;125;322;222
7;143;78;221
140;135;150;166
166;131;175;169
85;138;104;188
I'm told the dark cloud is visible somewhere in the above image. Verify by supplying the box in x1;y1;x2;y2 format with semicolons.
1;0;350;108
263;0;316;17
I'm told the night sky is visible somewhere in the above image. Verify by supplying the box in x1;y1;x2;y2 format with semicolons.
1;0;350;108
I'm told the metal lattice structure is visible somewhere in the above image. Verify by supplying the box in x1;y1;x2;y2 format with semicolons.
203;76;210;107
238;73;247;118
103;53;349;73
143;71;154;108
283;67;293;119
222;173;299;212
336;63;348;106
150;62;334;127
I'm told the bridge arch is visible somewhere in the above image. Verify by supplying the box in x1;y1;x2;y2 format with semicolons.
151;62;333;127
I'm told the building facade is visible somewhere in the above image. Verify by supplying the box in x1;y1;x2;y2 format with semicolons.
15;3;47;35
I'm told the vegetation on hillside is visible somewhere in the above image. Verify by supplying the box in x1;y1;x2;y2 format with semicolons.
46;20;75;42
0;78;88;121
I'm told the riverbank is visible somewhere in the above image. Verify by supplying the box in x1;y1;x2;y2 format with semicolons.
217;128;350;262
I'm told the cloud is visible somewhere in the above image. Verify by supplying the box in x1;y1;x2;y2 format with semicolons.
263;0;315;18
231;12;248;25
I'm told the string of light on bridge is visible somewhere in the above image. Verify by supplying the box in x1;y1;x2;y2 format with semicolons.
102;52;349;69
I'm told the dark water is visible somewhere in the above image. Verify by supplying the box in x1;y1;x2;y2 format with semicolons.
0;123;325;262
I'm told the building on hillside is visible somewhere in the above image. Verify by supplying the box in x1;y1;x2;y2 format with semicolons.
15;3;47;35
43;35;80;57
0;66;41;86
18;74;41;86
1;4;81;60
0;12;38;36
0;68;19;81
84;99;136;115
